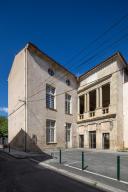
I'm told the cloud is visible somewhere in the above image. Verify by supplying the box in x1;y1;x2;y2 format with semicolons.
0;107;8;113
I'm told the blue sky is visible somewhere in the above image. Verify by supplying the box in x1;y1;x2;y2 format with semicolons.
0;0;128;116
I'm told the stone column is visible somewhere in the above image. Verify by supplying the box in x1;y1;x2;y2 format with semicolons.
84;94;87;112
99;87;102;108
78;97;80;114
96;88;100;108
87;93;90;112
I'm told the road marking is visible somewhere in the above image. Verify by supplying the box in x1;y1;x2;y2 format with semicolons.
67;161;80;165
64;164;128;185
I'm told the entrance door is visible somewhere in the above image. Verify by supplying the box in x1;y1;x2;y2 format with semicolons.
89;131;96;148
103;133;110;149
79;135;84;148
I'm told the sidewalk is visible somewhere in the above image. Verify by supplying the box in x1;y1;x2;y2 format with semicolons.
37;158;128;192
1;148;51;161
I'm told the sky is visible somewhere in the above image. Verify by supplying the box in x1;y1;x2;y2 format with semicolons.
0;0;128;116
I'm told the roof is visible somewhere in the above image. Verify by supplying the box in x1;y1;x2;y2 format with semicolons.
79;52;128;81
26;42;77;79
25;42;128;81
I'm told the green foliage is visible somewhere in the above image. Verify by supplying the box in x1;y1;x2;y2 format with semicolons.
0;116;8;137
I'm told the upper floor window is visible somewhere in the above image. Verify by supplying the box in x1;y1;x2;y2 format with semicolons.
46;84;55;109
65;93;72;114
66;79;70;86
102;84;110;108
46;119;56;143
89;90;96;112
79;95;84;114
48;68;54;76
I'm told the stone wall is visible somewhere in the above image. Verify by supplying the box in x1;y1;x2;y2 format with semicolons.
26;49;78;151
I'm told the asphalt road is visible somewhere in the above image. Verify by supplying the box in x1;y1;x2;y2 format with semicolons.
0;151;105;192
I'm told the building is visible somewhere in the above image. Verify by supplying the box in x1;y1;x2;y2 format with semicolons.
78;53;128;150
8;43;128;151
8;43;78;151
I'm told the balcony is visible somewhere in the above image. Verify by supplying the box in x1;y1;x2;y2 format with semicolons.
89;111;95;117
78;83;112;122
102;107;109;114
79;114;84;120
78;106;111;122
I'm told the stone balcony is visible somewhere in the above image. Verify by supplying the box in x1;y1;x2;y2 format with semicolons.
77;106;114;122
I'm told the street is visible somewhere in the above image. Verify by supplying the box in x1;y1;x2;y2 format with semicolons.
0;151;105;192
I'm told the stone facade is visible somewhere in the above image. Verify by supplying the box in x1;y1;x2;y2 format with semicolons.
8;43;78;151
8;43;128;151
77;53;128;150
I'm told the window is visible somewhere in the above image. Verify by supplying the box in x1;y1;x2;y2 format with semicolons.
66;79;70;86
102;84;110;108
48;68;54;76
65;93;72;114
89;90;96;111
79;95;84;114
65;123;71;142
46;84;55;109
46;119;56;143
102;133;110;149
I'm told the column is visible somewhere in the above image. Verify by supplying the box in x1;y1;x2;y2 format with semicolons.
78;97;80;114
99;87;102;108
84;94;87;112
96;88;100;108
87;93;90;112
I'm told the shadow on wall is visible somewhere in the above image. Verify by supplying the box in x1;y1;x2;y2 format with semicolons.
10;128;44;153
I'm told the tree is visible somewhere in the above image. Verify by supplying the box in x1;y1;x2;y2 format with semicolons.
0;116;8;137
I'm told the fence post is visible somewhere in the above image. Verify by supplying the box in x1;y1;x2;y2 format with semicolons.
59;149;62;164
82;151;84;170
117;155;120;180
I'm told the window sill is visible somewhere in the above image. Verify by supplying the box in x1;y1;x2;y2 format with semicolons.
65;113;73;116
46;107;57;112
46;142;57;145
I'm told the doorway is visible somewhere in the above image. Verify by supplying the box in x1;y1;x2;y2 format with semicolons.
89;131;96;148
79;135;84;148
103;133;110;149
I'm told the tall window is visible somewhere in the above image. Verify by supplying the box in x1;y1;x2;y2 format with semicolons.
65;123;71;142
65;93;71;114
46;84;55;109
46;119;56;143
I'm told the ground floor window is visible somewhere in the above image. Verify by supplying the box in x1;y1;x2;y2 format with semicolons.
46;119;56;143
65;123;71;142
89;131;96;148
102;133;110;149
79;135;84;148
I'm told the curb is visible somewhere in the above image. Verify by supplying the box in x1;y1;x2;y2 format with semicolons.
30;158;126;192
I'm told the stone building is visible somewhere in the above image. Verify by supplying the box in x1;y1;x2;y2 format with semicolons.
8;43;78;151
8;42;128;151
77;53;128;150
